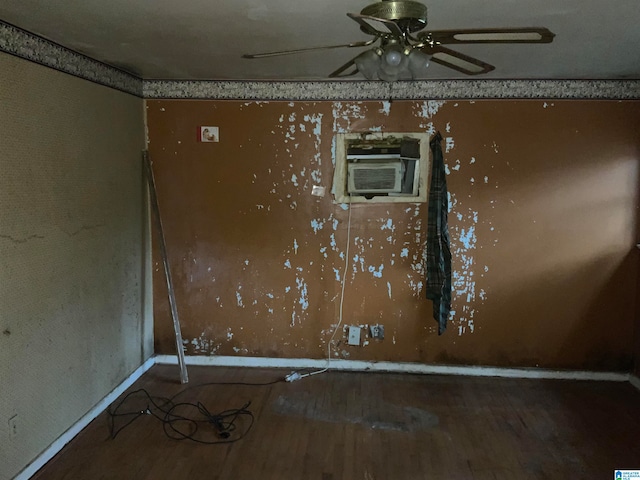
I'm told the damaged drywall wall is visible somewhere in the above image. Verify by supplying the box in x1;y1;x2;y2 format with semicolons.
147;98;640;370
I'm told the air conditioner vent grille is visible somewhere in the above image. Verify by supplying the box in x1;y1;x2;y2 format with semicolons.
352;167;400;191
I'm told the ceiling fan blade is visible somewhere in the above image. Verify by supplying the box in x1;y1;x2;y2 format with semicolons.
328;58;360;78
422;45;495;75
422;27;555;44
347;12;404;37
242;39;376;59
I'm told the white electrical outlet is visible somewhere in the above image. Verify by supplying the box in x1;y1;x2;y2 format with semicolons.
370;324;385;339
348;326;361;346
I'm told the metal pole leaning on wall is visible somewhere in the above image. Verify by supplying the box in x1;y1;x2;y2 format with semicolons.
143;151;189;384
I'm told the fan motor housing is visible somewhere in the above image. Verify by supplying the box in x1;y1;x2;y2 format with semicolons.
360;0;428;32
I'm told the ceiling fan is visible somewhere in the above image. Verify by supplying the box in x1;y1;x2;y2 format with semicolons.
242;0;555;81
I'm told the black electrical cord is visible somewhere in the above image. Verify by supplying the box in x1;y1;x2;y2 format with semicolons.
107;378;283;444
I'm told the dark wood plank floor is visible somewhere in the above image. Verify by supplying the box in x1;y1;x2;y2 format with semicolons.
33;365;640;480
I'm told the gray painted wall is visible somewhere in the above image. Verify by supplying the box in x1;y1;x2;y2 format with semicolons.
0;52;150;480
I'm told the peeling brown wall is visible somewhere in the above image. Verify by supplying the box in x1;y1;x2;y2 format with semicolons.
147;99;640;371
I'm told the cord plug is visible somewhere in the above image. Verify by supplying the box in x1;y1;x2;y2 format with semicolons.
285;371;302;382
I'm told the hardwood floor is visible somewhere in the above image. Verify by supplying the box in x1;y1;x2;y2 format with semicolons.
33;365;640;480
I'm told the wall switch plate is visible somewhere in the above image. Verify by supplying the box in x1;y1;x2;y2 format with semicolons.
347;326;361;346
370;324;385;339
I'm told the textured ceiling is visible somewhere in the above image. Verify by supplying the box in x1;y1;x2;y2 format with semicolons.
1;0;639;81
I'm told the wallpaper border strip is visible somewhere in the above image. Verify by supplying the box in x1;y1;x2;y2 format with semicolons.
143;79;640;100
2;20;639;100
0;20;142;97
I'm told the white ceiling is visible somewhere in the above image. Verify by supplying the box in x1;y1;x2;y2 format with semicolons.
1;0;639;81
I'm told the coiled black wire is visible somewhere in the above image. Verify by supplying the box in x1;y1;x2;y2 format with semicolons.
107;378;282;444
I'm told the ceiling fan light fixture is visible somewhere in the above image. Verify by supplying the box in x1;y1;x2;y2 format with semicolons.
354;49;382;80
383;47;403;67
355;44;424;81
378;44;411;81
380;45;408;74
407;49;430;79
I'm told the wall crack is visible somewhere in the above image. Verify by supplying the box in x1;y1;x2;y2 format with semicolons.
0;233;45;244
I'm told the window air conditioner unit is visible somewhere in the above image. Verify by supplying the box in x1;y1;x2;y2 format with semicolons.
333;133;428;203
347;157;405;194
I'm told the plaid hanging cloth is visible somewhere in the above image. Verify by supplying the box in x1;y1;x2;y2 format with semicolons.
425;132;452;335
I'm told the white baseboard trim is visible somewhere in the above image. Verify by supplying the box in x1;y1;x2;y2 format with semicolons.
630;374;640;392
15;356;156;480
154;354;629;382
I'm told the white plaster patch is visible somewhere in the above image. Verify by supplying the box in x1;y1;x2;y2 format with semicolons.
380;218;395;232
186;332;220;355
305;113;324;183
408;278;424;296
311;218;325;233
445;137;455;153
332;102;365;133
236;290;244;308
331;136;337;168
352;254;365;274
296;276;309;311
379;101;391;115
368;264;384;278
330;233;337;250
448;194;481;336
416;100;445;119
